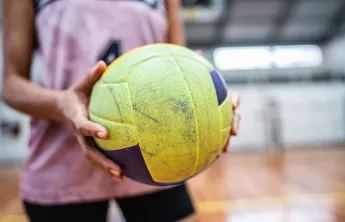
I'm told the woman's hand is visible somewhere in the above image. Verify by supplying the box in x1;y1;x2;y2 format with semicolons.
56;61;123;182
224;91;241;152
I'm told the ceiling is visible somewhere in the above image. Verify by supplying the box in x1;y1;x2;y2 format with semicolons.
183;0;345;47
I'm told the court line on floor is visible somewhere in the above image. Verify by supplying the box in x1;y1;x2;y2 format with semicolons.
196;192;345;213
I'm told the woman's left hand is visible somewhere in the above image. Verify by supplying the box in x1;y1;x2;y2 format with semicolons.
224;91;241;152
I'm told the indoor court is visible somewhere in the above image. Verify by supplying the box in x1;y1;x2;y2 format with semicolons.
1;0;345;221
1;147;344;221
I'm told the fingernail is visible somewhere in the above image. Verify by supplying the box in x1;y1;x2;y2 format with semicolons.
98;60;107;69
96;132;107;139
109;169;120;177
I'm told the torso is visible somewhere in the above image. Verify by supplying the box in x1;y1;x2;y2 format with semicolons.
21;0;169;204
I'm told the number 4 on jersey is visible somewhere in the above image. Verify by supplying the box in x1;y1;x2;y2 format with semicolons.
98;41;121;66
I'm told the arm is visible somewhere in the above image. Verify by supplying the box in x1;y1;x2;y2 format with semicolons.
166;0;186;46
1;0;122;181
1;0;63;121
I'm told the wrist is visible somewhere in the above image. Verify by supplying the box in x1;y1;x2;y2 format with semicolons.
53;90;67;123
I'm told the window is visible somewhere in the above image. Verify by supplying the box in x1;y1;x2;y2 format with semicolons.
214;46;272;70
271;45;322;68
213;45;322;70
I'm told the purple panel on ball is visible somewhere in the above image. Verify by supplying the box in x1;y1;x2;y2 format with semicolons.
103;145;184;186
210;69;228;105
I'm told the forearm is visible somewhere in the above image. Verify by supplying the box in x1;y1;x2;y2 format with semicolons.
2;73;63;122
168;26;186;46
1;0;62;121
166;0;186;46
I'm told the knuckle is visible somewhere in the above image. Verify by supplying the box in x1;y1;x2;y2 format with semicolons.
83;127;95;137
75;123;87;135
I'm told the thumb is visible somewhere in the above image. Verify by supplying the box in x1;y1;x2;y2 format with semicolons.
74;61;107;93
74;116;109;139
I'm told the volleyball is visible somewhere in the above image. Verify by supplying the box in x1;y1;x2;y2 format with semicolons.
89;44;232;186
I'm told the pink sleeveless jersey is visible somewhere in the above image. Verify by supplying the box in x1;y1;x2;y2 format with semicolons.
22;0;171;204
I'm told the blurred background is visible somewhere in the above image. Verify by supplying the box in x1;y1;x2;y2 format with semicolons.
0;0;345;221
183;0;345;152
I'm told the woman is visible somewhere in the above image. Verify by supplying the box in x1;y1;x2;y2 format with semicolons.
1;0;240;221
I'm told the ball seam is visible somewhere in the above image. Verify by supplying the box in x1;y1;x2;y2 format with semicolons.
170;57;200;179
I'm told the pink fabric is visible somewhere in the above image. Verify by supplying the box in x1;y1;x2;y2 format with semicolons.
21;0;172;204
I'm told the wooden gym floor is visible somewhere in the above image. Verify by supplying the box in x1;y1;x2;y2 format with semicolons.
0;147;344;222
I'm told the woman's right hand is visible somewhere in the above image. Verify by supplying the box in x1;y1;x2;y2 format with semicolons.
56;61;123;182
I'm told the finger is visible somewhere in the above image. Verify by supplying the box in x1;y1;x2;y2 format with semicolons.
223;136;231;153
74;116;108;139
195;50;204;56
77;136;123;182
86;149;123;182
74;61;107;93
228;91;240;110
230;113;241;136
